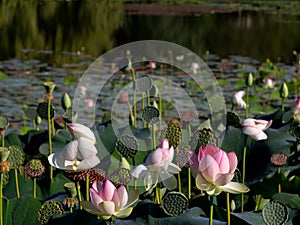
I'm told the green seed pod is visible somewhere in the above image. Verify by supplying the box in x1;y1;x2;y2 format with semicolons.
189;128;217;153
37;102;55;120
279;82;288;99
164;119;182;149
61;92;72;110
115;135;138;158
136;76;153;92
109;168;131;187
162;191;189;216
0;147;10;162
141;106;160;124
245;73;253;87
43;81;56;93
0;115;9;130
7;145;25;169
25;107;38;121
64;182;77;198
262;200;288;225
38;201;64;224
35;115;42;125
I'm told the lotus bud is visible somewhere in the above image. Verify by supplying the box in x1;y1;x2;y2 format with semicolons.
35;115;42;125
245;73;253;87
43;81;56;94
279;82;288;99
118;58;132;72
61;93;72;110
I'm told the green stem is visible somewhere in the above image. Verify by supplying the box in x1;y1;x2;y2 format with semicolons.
245;87;250;118
47;99;53;180
76;182;82;209
0;173;3;225
278;167;281;193
159;93;162;131
177;172;181;193
188;167;191;199
241;136;248;213
227;192;231;225
281;98;285;112
86;174;89;201
155;186;160;204
209;195;214;225
14;169;20;198
130;68;136;127
33;178;36;199
152;125;156;149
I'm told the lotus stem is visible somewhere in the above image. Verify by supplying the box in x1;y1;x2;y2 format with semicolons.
130;68;136;127
0;173;3;225
241;136;248;212
147;90;151;106
278;167;281;193
86;174;89;201
155;186;160;204
188;167;191;199
14;168;20;198
227;192;231;225
209;195;214;225
76;182;82;209
33;178;36;199
177;172;181;193
281;98;285;112
47;99;53;180
152;125;156;149
245;86;250;119
159;93;162;131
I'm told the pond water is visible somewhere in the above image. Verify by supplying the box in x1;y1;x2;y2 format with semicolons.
0;1;299;132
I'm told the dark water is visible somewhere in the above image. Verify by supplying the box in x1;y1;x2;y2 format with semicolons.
1;1;300;63
0;1;299;132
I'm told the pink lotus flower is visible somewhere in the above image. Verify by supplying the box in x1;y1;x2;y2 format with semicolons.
242;118;272;141
232;91;246;109
85;98;94;108
291;98;300;121
48;123;99;171
131;139;181;191
149;61;156;69
81;179;139;220
189;146;249;196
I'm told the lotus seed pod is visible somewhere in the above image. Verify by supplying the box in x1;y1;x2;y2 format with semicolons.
63;197;78;209
245;73;253;87
43;81;56;93
162;191;189;216
61;92;72;110
226;111;241;127
37;102;55;120
0;147;10;162
25;159;45;178
271;153;288;167
175;146;190;168
7;145;25;169
164;119;182;149
38;200;64;224
0;115;9;130
63;170;89;183
262;200;288;225
25;107;38;121
64;182;77;198
115;135;138;158
87;168;106;185
108;168;131;187
136;76;153;92
141;106;160;124
279;82;288;99
189;128;217;153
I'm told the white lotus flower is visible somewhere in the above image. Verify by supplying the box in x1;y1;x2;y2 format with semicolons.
232;91;246;109
131;139;181;191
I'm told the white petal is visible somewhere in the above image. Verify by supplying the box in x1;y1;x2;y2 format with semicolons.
61;141;78;160
114;207;133;218
144;171;158;191
77;137;98;159
117;186;128;210
124;190;139;209
81;201;101;216
98;201;115;215
131;164;148;179
161;173;177;190
68;123;96;142
76;156;100;170
220;182;250;194
167;163;181;174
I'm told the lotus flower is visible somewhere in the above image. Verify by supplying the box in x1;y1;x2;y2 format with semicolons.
48;123;100;171
189;145;249;196
242;118;272;141
291;98;300;121
232;91;246;109
81;179;139;220
131;138;181;191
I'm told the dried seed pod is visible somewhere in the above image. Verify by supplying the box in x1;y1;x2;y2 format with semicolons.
141;106;159;124
271;153;288;167
38;200;64;224
25;159;45;178
88;168;106;185
108;168;131;187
